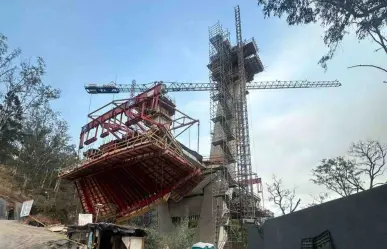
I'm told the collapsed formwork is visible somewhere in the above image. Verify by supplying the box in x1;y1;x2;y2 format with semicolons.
59;83;204;222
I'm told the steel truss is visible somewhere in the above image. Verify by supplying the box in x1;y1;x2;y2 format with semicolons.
80;6;342;248
85;80;341;94
60;84;203;223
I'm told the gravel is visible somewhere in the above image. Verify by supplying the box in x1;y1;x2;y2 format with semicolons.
0;220;72;249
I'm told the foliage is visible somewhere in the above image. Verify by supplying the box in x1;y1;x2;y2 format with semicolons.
30;181;80;224
266;175;301;215
144;226;164;249
162;218;196;249
0;32;78;223
0;33;60;162
0;92;23;162
228;219;248;249
311;140;386;197
18;103;77;187
142;218;196;249
256;0;387;73
311;157;361;196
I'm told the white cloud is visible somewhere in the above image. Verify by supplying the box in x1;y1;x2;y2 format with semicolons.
256;24;323;82
171;22;386;216
247;24;387;215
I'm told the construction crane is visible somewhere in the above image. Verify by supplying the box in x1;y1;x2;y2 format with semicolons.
83;5;341;249
85;80;340;94
84;78;340;240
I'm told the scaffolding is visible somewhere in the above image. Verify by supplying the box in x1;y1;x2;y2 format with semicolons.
59;84;204;223
208;22;242;249
234;5;255;220
72;5;342;247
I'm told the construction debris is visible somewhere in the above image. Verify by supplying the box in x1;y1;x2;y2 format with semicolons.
36;240;76;249
47;224;67;233
67;223;146;249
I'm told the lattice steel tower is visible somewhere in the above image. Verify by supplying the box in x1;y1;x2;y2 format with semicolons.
208;5;264;248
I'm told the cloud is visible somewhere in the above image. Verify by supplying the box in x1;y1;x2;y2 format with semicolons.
247;24;387;215
255;24;324;82
171;22;386;216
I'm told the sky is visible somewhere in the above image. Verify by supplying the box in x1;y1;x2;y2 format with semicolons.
1;0;386;215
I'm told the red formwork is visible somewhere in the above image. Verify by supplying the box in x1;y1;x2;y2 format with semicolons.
60;128;204;220
59;84;203;221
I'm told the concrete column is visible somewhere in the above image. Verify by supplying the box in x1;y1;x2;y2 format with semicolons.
197;181;216;243
156;201;173;235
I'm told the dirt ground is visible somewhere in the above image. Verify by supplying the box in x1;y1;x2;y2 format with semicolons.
0;220;65;249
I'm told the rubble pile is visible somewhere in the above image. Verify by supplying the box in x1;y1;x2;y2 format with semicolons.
34;239;84;249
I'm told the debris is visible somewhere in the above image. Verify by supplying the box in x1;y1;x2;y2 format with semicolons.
38;239;74;249
47;225;67;233
55;239;70;246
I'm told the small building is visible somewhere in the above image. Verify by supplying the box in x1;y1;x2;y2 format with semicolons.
67;223;147;249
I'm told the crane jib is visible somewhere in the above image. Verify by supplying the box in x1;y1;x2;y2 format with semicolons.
84;80;341;94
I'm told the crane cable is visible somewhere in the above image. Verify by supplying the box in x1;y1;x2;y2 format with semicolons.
78;94;93;158
247;93;264;208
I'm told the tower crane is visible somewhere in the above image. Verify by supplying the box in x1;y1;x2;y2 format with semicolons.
84;79;340;247
83;5;341;248
85;80;341;94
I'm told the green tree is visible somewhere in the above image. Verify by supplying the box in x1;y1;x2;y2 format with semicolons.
0;92;23;162
0;33;60;161
311;157;361;197
18;103;77;189
256;0;387;73
162;218;196;249
143;218;196;249
0;32;78;223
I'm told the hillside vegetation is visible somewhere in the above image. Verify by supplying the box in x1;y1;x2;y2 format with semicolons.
0;33;79;223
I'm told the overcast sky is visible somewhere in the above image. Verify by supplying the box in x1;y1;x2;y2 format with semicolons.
2;0;386;215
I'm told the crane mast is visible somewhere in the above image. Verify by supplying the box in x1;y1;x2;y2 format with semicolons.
83;5;341;249
235;5;255;219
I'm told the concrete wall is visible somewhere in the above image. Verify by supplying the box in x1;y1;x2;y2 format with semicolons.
262;184;387;249
245;223;264;249
169;195;203;217
197;180;216;243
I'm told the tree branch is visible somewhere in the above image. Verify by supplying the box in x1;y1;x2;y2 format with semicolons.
367;27;387;54
290;198;301;212
267;175;301;215
348;64;387;73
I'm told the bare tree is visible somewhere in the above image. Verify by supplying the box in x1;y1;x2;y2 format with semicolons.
311;140;386;197
266;175;301;215
349;140;387;188
308;193;329;207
